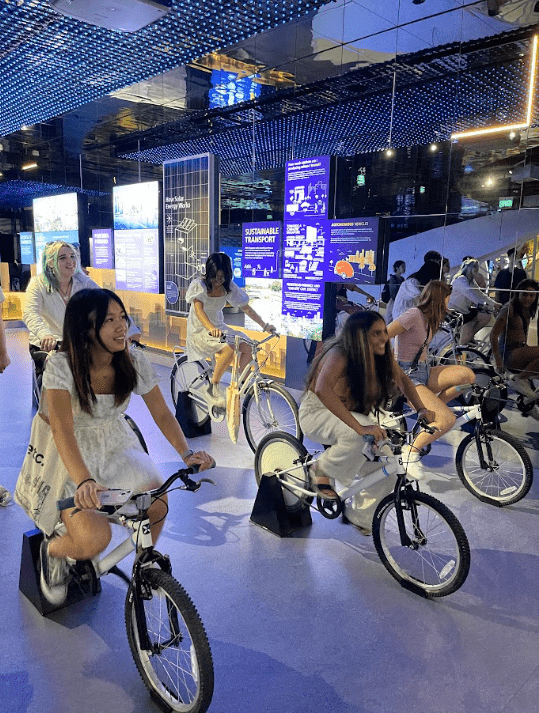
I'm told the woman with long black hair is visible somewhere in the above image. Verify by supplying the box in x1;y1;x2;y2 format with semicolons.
16;288;213;605
185;252;274;408
298;310;435;531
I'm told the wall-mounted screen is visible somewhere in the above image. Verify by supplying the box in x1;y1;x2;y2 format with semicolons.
113;181;160;293
221;244;244;287
324;218;379;284
285;156;330;221
91;228;114;269
243;278;283;332
33;192;79;267
242;222;281;278
19;232;35;264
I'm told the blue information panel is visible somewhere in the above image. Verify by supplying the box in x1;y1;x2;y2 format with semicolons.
113;182;160;293
285;156;330;221
92;229;114;269
33;193;80;269
242;222;281;278
280;220;327;340
324;218;379;284
221;245;244;287
19;232;35;264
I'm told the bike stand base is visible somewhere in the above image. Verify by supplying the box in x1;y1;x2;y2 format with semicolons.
19;529;101;616
175;391;212;439
250;473;312;537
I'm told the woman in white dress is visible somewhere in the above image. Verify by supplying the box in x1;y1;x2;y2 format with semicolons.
26;288;213;605
186;252;275;408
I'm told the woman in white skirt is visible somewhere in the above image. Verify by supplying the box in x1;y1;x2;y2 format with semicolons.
186;252;275;409
23;288;213;605
298;310;435;534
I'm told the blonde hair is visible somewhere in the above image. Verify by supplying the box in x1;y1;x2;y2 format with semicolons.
41;241;81;292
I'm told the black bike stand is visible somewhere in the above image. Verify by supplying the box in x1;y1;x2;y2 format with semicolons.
250;473;312;537
175;391;212;439
19;528;101;616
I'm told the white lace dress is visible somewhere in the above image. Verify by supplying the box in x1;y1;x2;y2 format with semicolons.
41;348;162;500
185;278;249;362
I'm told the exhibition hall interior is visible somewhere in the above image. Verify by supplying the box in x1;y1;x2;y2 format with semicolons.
2;1;539;712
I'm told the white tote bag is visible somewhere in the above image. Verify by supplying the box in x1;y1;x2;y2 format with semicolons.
14;406;69;536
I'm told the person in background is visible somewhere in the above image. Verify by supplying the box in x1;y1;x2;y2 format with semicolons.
463;255;487;289
17;288;213;605
490;278;539;398
0;284;11;505
385;260;406;324
185;252;275;409
449;258;500;345
392;259;442;321
494;247;527;305
387;280;475;478
442;258;450;283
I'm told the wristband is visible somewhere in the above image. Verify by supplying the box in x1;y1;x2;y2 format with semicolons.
76;478;96;490
181;449;194;461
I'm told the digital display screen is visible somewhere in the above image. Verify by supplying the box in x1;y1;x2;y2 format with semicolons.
91;228;114;269
33;192;79;268
243;278;283;332
113;182;160;293
208;70;261;109
242;222;281;278
221;245;244;287
324;218;379;284
285;156;330;221
19;232;35;264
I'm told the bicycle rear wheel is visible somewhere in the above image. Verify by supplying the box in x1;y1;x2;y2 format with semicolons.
243;382;302;453
171;355;209;427
437;345;491;370
254;432;311;514
456;429;533;506
126;568;214;713
372;491;470;597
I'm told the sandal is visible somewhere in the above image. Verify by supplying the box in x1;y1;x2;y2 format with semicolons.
308;464;338;501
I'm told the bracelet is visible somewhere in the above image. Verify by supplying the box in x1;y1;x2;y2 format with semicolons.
181;449;194;461
76;478;96;490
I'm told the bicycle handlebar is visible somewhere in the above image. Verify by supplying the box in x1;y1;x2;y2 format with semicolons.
214;331;279;347
56;460;216;512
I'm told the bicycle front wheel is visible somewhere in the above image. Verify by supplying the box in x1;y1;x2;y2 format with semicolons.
456;429;533;506
254;432;311;514
243;382;302;453
372;491;470;597
126;568;214;713
171;355;209;427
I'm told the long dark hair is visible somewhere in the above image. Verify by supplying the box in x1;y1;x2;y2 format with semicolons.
509;278;539;335
409;260;442;287
203;252;232;293
305;311;395;415
60;288;138;414
416;280;452;335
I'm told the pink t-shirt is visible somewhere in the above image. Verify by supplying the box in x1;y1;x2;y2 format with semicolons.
394;307;430;362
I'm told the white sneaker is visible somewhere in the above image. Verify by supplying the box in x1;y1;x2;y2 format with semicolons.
39;537;70;605
0;486;11;506
511;378;538;400
202;383;226;409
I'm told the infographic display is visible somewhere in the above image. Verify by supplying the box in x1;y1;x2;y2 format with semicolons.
113;181;159;294
221;244;244;287
285;156;330;221
91;228;114;269
163;154;219;315
242;222;281;278
19;232;35;264
33;193;79;267
324;218;379;284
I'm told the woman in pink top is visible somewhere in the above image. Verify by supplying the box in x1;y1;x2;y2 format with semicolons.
387;281;475;472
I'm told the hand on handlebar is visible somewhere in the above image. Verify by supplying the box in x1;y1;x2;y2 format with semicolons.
208;328;223;338
184;450;215;472
360;424;387;442
74;479;107;511
417;407;436;424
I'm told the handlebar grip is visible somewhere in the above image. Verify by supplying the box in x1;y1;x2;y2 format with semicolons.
57;496;75;511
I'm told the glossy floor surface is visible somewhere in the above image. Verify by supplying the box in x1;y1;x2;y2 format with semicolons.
1;328;539;713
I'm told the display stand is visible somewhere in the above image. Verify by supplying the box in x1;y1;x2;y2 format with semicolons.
175;390;211;439
19;529;100;616
250;473;312;537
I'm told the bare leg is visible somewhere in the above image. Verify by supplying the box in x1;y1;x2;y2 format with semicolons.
238;342;252;377
428;364;475;403
459;313;490;345
49;509;112;561
410;384;456;452
212;345;234;384
507;346;539;381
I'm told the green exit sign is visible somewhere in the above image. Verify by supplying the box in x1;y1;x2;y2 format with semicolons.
499;198;513;208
